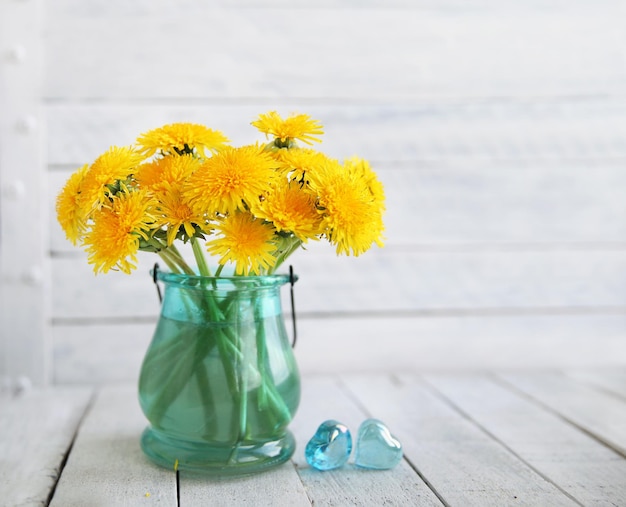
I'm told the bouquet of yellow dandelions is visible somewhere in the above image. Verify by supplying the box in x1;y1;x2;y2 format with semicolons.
56;111;385;278
56;112;386;472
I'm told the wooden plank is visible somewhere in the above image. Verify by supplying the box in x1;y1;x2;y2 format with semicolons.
180;465;311;507
0;387;92;507
45;5;626;99
50;385;177;506
49;247;626;320
288;376;442;506
45;101;626;166
423;373;626;505
52;323;154;384
53;314;626;384
565;367;626;401
48;160;626;252
497;372;626;457
0;0;49;385
51;254;159;320
342;375;578;506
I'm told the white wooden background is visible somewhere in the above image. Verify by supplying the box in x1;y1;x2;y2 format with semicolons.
2;0;626;386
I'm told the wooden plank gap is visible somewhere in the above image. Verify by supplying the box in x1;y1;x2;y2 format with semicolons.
40;94;626;108
49;251;83;259
52;306;626;327
491;373;626;460
419;375;585;507
49;163;81;172
52;316;158;326
175;469;180;507
45;390;97;507
345;374;578;504
295;306;626;319
284;460;316;507
338;375;449;506
564;368;626;403
49;385;178;505
45;95;431;106
568;379;626;404
293;375;440;505
402;454;452;507
371;242;626;253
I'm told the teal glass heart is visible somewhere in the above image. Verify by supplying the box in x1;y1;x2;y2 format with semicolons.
354;419;403;470
305;420;352;471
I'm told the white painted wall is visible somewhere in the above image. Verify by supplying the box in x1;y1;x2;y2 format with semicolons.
0;0;49;388
4;0;626;385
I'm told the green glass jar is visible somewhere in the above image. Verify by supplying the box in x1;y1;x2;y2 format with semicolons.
138;271;300;475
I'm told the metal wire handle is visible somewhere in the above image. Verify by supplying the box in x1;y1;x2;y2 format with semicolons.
289;265;298;348
152;263;163;303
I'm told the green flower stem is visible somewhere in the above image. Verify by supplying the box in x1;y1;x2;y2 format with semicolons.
144;292;233;429
252;297;289;429
148;237;195;275
165;249;194;275
163;246;195;275
230;342;249;462
254;301;270;410
270;236;303;274
143;280;292;453
144;280;218;428
191;238;212;277
226;298;248;447
217;299;292;424
166;242;185;262
215;326;241;400
143;288;236;424
194;339;218;438
142;332;210;427
256;369;292;424
202;293;292;430
214;264;225;277
256;348;269;409
192;292;244;419
165;244;190;273
157;251;181;274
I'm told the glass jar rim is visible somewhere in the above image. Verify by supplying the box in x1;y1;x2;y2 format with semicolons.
152;269;296;289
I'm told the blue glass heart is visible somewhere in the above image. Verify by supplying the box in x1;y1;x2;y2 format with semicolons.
305;419;352;471
354;418;403;470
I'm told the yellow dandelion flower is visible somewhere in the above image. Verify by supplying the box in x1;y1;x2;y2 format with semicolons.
184;144;278;215
135;154;201;193
78;146;143;216
252;111;323;146
83;190;156;274
56;164;89;245
207;212;277;276
344;156;386;203
154;185;203;245
252;180;322;242
309;159;385;256
136;122;230;158
271;148;332;182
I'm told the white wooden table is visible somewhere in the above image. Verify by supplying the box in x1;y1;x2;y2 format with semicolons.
2;369;626;506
